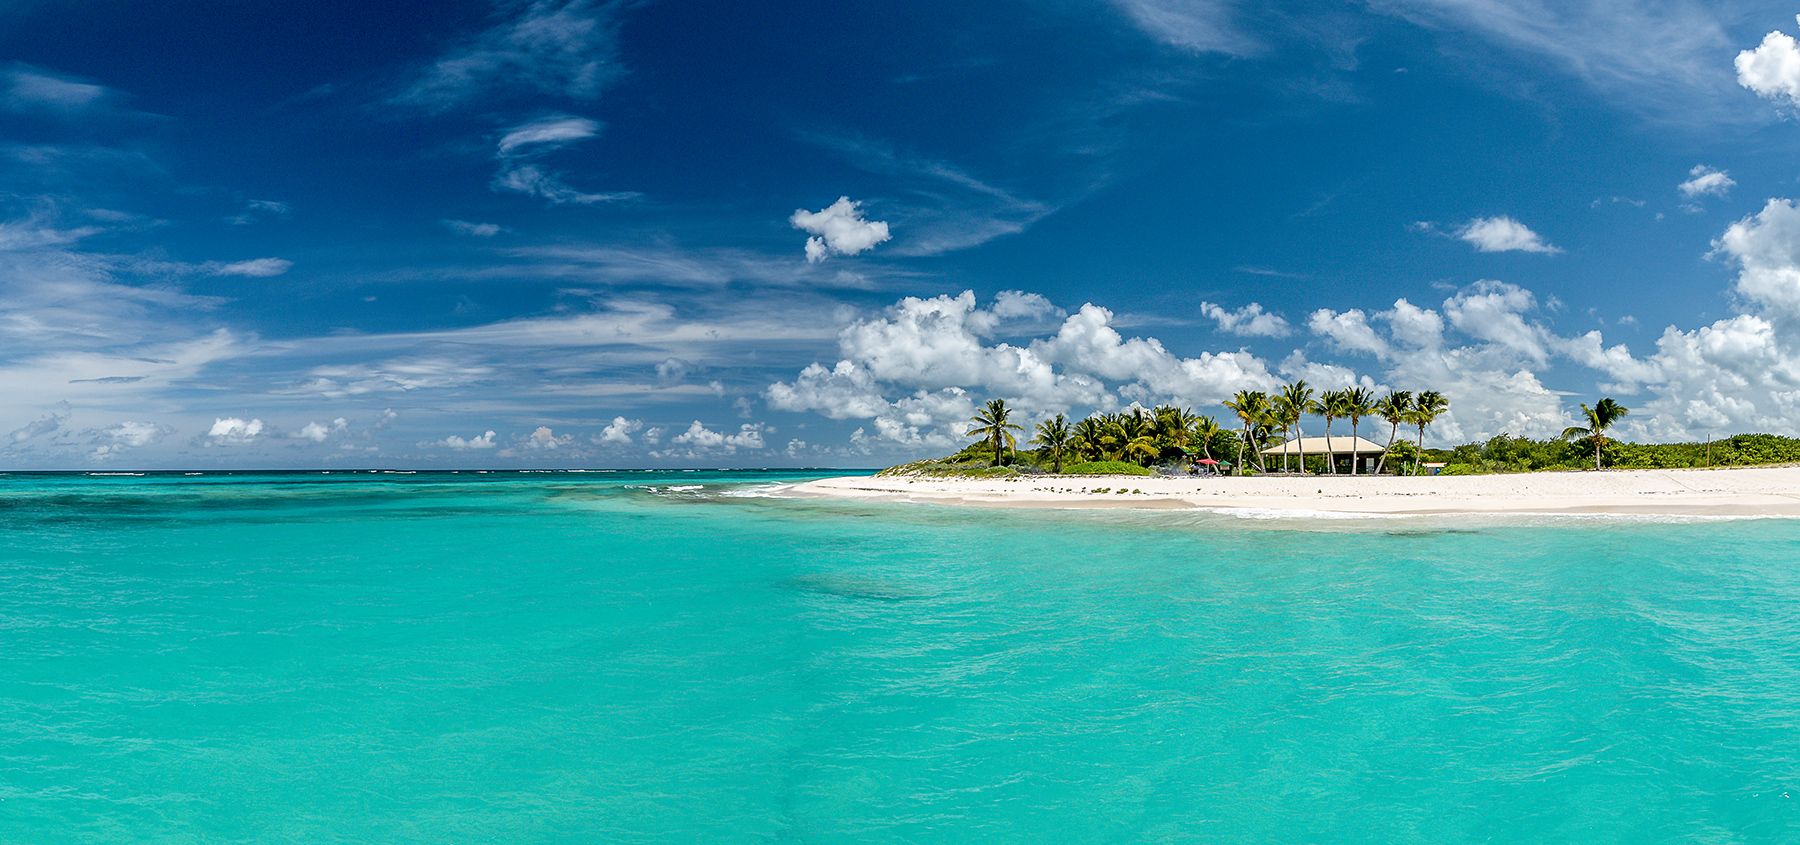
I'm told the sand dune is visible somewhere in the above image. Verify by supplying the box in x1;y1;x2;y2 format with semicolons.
780;466;1800;517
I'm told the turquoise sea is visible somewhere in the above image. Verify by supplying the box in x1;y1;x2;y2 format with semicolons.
3;470;1799;842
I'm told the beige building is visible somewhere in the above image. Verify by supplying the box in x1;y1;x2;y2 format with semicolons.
1261;435;1389;473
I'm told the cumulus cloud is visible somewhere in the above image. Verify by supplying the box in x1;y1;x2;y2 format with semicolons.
1200;301;1292;337
790;196;891;262
1308;308;1387;356
1678;164;1735;200
523;425;573;449
8;405;68;443
435;430;497;450
90;420;171;460
207;417;264;445
296;417;348;442
1714;198;1800;319
769;290;1291;450
1454;216;1561;254
598;415;641;444
1442;280;1551;365
670;420;766;452
1736;22;1800;107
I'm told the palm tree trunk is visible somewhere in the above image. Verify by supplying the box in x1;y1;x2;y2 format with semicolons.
1293;422;1305;475
1415;424;1425;474
1236;426;1246;476
1325;422;1336;475
1595;435;1603;471
1349;420;1360;475
1281;425;1290;473
1375;422;1398;475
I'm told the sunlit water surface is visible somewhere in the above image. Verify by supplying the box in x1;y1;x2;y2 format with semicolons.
2;470;1798;841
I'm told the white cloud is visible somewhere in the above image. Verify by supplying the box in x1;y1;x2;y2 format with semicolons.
1199;301;1292;337
524;425;573;450
207;417;264;445
497;116;599;154
0;209;101;251
790;197;891;262
1373;0;1737;119
491;116;635;205
8;405;68;443
1736;22;1800;107
210;258;292;278
1308;308;1387;356
2;65;108;113
395;0;624;110
435;430;497;450
670;420;766;452
598;415;641;444
1111;0;1258;56
227;199;291;226
1442;280;1550;365
766;360;890;419
1455;216;1560;254
1715;198;1800;319
296;418;348;443
1678;164;1735;200
442;219;504;237
89;420;172;461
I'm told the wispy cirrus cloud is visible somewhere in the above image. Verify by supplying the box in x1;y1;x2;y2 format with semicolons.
394;0;627;111
2;64;109;113
491;115;637;205
1368;0;1740;119
1110;0;1261;56
799;131;1054;256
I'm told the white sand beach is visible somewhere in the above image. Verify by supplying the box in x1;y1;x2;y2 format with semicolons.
781;466;1800;517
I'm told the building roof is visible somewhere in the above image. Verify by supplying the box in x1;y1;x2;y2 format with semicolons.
1259;435;1388;456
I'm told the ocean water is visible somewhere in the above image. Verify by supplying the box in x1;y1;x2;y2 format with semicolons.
3;470;1799;842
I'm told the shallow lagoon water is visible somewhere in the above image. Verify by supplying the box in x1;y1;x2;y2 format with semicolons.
2;470;1798;841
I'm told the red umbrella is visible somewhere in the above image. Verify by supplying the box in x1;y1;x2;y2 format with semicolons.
1196;458;1219;465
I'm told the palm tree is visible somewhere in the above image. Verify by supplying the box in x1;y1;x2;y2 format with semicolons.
1223;390;1272;475
966;398;1022;467
1408;390;1449;474
1372;390;1413;475
1190;415;1221;462
1032;414;1072;473
1343;386;1375;475
1153;405;1198;461
1271;394;1301;473
1319;389;1347;474
1072;416;1109;461
1279;381;1314;474
1563;398;1629;471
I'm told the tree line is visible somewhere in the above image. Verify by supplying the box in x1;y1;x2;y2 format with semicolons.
962;385;1634;476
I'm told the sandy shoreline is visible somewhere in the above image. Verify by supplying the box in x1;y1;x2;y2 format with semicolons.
777;466;1800;518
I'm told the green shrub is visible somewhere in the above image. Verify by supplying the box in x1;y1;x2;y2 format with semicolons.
1059;460;1154;476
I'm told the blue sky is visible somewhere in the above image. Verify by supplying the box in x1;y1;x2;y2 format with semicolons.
8;0;1800;468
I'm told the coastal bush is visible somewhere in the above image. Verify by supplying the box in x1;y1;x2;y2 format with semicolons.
1059;461;1154;476
876;460;1022;478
